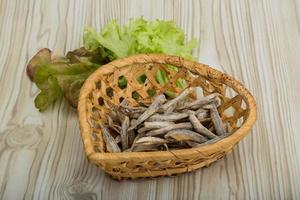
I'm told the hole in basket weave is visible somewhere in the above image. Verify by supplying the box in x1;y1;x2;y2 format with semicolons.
118;76;127;89
147;89;156;97
132;91;140;100
137;74;147;84
241;100;247;109
147;64;153;70
94;146;101;153
225;87;238;98
91;106;97;112
156;69;168;85
98;97;104;106
112;168;121;172
236;117;244;127
119;97;125;103
148;161;161;168
106;87;114;97
175;78;188;89
91;132;99;141
224;107;235;118
174;161;182;166
95;81;101;89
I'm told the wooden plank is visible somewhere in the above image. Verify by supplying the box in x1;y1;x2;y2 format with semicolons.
0;0;299;199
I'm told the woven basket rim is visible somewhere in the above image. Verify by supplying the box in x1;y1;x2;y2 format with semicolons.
78;54;257;162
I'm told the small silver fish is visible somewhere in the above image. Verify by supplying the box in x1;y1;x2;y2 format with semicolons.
146;122;193;136
130;132;146;149
100;125;121;152
144;121;175;129
188;111;218;139
206;104;226;136
161;87;195;111
120;104;147;112
137;126;152;134
128;130;136;147
128;94;166;131
135;136;168;145
130;113;142;119
164;129;208;143
107;115;121;133
195;110;209;120
176;94;219;111
130;119;138;126
108;110;119;123
115;135;121;143
120;116;130;150
147;113;189;122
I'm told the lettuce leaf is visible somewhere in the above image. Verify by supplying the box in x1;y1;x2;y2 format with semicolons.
83;18;196;60
28;48;107;111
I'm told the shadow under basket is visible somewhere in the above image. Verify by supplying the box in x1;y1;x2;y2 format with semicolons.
78;54;257;180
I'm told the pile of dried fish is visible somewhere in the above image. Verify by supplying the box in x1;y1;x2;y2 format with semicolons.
101;87;230;152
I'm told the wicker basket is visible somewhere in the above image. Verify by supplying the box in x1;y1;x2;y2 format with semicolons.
78;54;257;180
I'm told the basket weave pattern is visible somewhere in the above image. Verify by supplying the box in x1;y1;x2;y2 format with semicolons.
78;54;257;180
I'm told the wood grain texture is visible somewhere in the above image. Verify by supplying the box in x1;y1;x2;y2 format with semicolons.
0;0;299;199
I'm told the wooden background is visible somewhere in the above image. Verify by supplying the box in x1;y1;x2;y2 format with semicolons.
0;0;299;199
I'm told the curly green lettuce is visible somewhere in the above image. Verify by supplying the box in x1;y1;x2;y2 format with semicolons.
84;18;196;60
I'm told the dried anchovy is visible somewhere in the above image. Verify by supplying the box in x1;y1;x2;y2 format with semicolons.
108;110;119;124
135;136;168;145
137;126;151;134
120;105;147;116
164;103;177;114
188;111;218;139
120;98;128;106
144;121;175;129
186;136;221;147
208;104;226;136
129;113;142;119
161;87;194;111
100;125;121;152
128;130;136;147
130;119;137;126
163;143;169;151
137;121;175;133
176;95;218;111
107;114;114;125
165;129;208;143
107;124;121;134
199;117;212;123
128;94;166;131
115;135;121;143
120;116;130;150
120;104;147;112
116;109;126;123
177;93;220;113
107;115;121;133
130;132;146;149
102;87;230;152
196;109;209;119
147;113;189;122
209;126;214;132
146;123;193;137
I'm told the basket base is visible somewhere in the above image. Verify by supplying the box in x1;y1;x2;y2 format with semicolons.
107;153;226;180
